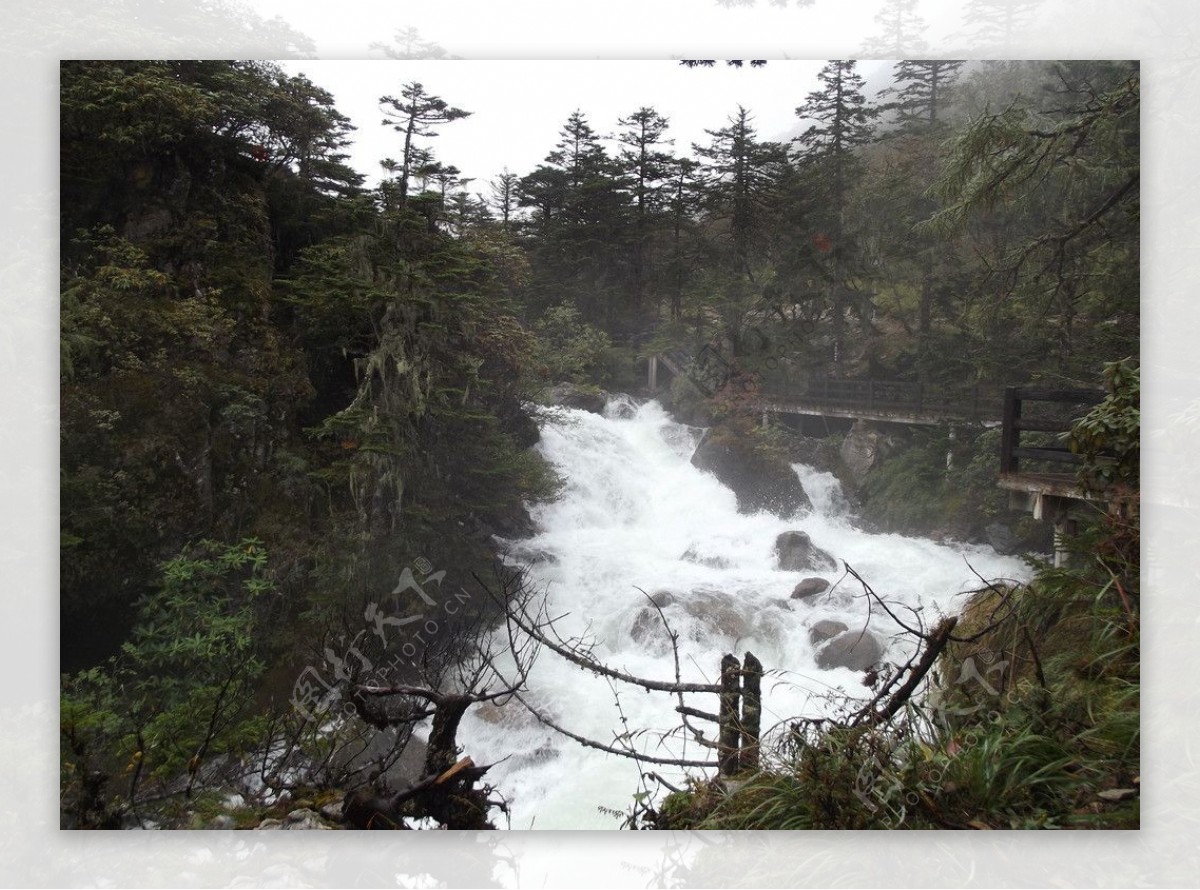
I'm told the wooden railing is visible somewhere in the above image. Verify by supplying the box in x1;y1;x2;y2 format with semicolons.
999;387;1105;475
759;373;1003;423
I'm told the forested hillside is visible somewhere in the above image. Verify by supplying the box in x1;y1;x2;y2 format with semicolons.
60;59;1138;830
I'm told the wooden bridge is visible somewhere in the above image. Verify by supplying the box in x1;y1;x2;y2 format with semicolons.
651;351;1111;565
653;349;1002;426
996;386;1110;564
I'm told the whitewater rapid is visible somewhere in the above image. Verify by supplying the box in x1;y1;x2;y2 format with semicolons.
459;398;1030;829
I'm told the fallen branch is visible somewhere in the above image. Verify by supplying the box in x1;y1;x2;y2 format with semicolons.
855;616;958;728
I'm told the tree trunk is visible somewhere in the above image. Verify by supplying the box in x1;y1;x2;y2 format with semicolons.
422;694;471;776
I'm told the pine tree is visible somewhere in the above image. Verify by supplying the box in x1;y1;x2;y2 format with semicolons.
379;82;471;207
792;60;877;368
616;107;675;317
694;106;786;281
490;169;520;229
665;156;704;322
887;60;964;132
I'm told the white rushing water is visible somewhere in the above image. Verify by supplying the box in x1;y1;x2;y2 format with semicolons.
459;397;1030;829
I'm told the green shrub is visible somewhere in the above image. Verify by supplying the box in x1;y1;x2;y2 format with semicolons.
61;538;272;825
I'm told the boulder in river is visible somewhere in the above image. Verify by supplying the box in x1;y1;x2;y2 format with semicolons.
775;531;837;572
984;522;1020;555
808;619;849;645
790;577;831;600
690;429;811;517
815;629;884;671
545;382;608;414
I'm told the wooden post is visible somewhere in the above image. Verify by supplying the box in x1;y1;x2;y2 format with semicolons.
718;654;741;777
1000;387;1020;475
740;652;763;773
648;355;658;392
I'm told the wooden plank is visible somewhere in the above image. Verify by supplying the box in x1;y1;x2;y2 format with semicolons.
1014;418;1074;433
1011;446;1083;464
1014;387;1104;403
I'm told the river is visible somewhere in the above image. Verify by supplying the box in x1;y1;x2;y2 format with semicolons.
458;397;1030;829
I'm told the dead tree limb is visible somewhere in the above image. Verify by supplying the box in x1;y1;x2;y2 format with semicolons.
854;616;959;728
513;692;719;768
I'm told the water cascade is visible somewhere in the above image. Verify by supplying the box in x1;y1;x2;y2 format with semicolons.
459;398;1030;828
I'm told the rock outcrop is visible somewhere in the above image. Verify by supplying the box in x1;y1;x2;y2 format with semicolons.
691;430;811;517
545;382;608;414
840;420;901;486
775;531;837;572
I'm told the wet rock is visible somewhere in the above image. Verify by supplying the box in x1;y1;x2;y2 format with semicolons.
320;799;345;822
630;590;679;646
808;619;849;646
691;430;811;517
816;629;884;671
630;588;750;649
206;814;237;830
984;522;1020;555
790;577;831;600
1097;788;1137;803
606;395;640;419
546;382;608;414
255;818;284;830
775;531;837;572
840;420;900;486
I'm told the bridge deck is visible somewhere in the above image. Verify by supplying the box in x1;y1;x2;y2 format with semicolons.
762;399;1001;427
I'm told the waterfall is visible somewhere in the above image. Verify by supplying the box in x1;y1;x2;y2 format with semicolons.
460;398;1030;829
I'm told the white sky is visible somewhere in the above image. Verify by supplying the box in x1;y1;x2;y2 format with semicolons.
283;59;898;192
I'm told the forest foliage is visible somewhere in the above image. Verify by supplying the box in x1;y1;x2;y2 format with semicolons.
59;59;1138;828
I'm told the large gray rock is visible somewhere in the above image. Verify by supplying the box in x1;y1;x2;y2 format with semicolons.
840;420;899;486
808;619;849;646
816;629;885;671
546;382;607;414
790;577;831;600
984;522;1020;555
775;531;837;572
691;430;811;517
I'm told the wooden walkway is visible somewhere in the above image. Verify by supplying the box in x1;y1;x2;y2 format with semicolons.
655;349;1003;426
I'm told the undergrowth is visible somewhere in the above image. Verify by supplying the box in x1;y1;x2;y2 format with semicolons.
650;504;1139;831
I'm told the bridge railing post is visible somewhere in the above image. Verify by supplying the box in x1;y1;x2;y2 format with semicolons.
1000;387;1020;475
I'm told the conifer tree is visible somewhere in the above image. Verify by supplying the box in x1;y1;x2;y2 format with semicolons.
379;81;471;207
616;107;674;316
792;60;877;368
